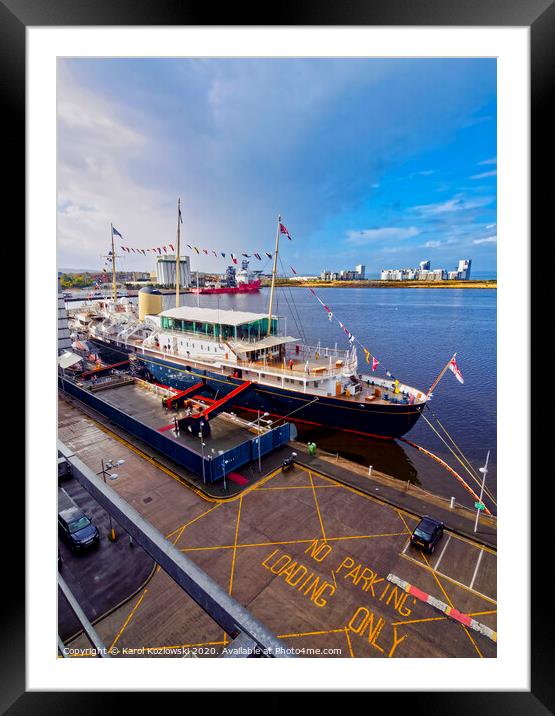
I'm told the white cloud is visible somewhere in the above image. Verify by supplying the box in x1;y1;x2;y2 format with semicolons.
423;240;442;248
346;226;420;244
473;235;497;244
57;66;177;270
470;170;497;180
478;157;496;165
412;195;493;216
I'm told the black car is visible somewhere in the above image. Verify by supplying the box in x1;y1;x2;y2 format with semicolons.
58;507;99;551
411;515;444;553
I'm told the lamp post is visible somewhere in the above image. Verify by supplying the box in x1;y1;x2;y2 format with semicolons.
97;458;125;541
474;450;490;533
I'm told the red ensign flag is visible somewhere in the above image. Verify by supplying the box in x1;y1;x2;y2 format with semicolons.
449;355;464;384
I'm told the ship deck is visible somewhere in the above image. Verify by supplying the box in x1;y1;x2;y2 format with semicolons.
77;375;257;455
126;340;423;407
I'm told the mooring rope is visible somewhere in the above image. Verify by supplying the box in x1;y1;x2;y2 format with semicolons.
415;413;496;507
425;404;483;483
399;434;494;516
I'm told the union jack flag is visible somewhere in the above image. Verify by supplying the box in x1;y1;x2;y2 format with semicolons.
279;222;292;240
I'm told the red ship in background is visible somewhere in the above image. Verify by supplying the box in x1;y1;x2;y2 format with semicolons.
190;259;262;295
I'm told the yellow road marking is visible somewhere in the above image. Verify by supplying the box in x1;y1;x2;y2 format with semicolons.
141;640;227;652
166;503;222;540
228;496;243;596
344;627;355;658
309;471;327;543
180;531;409;553
420;550;484;659
108;588;148;654
391;609;496;627
399;552;497;604
277;628;345;639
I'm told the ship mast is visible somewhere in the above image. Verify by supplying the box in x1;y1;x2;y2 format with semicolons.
267;214;281;336
175;197;181;309
110;223;117;302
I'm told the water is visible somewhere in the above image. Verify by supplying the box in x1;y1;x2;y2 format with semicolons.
161;287;497;511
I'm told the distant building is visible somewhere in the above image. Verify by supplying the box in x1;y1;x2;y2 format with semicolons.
320;265;366;281
381;259;471;282
155;254;191;287
57;273;72;354
457;259;472;280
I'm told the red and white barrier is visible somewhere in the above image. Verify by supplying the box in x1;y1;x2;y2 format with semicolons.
387;573;497;643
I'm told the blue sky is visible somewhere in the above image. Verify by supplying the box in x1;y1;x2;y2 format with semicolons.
58;58;496;274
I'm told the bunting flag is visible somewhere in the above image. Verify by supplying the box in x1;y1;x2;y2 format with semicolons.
116;240;274;262
290;266;297;275
304;284;393;379
448;354;464;384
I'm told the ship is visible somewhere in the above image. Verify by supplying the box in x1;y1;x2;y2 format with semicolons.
68;209;428;439
190;260;261;295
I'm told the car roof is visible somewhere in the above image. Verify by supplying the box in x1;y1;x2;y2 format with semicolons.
59;507;85;521
419;515;443;527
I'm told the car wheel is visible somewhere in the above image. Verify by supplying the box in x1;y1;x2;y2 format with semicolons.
430;544;435;554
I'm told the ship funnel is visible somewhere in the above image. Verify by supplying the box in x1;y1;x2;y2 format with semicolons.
138;287;163;321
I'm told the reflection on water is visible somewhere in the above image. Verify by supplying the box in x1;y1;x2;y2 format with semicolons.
293;424;420;486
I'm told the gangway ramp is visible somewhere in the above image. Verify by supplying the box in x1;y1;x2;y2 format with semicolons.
164;381;212;409
179;381;253;435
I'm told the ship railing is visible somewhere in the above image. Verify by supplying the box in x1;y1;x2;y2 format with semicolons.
283;343;352;362
227;356;358;381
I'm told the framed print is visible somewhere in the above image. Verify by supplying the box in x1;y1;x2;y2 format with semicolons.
5;0;552;708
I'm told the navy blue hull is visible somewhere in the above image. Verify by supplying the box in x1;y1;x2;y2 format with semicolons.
89;340;423;439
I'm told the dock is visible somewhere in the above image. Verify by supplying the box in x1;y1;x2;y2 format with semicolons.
58;390;496;659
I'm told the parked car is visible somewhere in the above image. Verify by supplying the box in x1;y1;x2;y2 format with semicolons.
411;515;444;553
58;506;99;551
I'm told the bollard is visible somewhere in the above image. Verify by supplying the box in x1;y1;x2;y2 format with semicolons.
450;497;456;510
368;465;373;477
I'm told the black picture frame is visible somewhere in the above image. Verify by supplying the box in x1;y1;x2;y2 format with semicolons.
8;0;552;710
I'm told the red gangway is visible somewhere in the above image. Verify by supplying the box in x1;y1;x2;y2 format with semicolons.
164;382;209;409
179;381;253;434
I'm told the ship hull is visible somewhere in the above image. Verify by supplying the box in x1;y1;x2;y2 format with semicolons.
88;338;424;439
